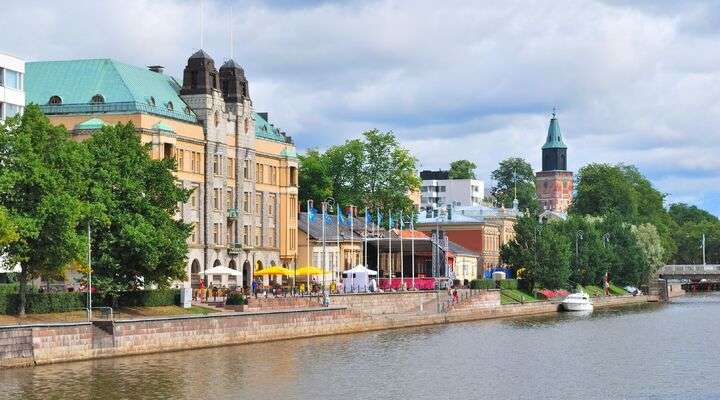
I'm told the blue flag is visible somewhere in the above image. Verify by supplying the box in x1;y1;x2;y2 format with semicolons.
324;213;333;224
388;212;394;229
346;209;353;226
308;207;318;222
365;212;372;226
337;205;346;225
377;210;383;227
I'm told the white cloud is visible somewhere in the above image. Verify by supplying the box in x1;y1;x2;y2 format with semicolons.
3;0;720;214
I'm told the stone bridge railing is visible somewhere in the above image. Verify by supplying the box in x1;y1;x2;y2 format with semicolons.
658;265;720;277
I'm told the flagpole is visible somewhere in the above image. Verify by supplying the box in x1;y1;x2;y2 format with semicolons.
388;210;393;285
364;207;368;267
400;210;404;290
306;200;312;295
336;204;340;285
376;208;380;282
349;206;354;267
322;201;327;292
411;216;415;290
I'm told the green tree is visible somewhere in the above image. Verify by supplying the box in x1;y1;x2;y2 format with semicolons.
631;223;665;284
669;203;717;225
448;160;477;179
298;149;332;209
298;130;420;215
559;215;612;286
82;123;192;289
490;157;539;212
0;106;90;315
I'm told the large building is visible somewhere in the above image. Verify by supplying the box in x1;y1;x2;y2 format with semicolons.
535;111;573;213
25;52;298;289
419;169;485;209
0;53;25;122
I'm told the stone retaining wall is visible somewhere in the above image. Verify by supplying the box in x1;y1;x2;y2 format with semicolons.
0;294;654;368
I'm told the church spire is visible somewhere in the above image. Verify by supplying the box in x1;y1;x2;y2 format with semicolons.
542;108;567;150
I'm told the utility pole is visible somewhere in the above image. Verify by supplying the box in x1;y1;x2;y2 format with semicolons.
702;234;706;265
87;223;92;321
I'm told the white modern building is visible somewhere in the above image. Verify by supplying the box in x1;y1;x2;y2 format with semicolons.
419;170;485;209
0;53;24;122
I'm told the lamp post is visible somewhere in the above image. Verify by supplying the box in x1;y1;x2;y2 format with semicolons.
321;198;335;293
432;203;447;278
87;222;92;321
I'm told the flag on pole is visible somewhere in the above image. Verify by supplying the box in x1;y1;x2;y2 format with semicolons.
388;212;394;230
365;211;372;226
377;210;383;227
399;210;404;230
308;206;318;222
337;204;346;225
346;208;353;226
324;212;333;225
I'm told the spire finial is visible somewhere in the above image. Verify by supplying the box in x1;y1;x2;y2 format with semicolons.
229;5;234;60
552;106;557;118
200;0;205;50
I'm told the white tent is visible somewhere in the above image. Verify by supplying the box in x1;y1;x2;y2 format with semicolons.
202;265;241;276
342;265;377;293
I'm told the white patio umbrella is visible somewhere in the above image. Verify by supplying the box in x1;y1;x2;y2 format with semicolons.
202;265;241;276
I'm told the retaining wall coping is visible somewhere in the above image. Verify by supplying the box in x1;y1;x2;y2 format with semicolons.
0;322;92;331
112;305;349;324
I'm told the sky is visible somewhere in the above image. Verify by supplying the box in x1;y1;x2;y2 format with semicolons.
3;0;719;215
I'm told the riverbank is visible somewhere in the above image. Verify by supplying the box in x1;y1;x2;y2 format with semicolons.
0;291;656;369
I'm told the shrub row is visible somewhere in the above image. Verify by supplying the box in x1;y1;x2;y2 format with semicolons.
499;279;518;290
100;289;180;308
0;292;86;314
470;279;496;290
225;292;247;305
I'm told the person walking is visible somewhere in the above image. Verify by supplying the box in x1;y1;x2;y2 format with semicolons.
251;278;258;298
603;272;610;296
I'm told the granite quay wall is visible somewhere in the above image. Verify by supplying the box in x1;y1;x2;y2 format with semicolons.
0;293;655;368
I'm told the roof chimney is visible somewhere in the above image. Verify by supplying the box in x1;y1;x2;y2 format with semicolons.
148;65;164;74
257;112;269;122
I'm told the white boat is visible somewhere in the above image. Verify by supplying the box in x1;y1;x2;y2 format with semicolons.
561;292;593;312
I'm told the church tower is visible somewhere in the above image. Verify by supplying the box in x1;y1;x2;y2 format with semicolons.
535;111;573;213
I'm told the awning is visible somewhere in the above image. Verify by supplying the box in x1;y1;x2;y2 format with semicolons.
293;266;325;275
342;264;378;276
254;266;292;276
203;266;241;276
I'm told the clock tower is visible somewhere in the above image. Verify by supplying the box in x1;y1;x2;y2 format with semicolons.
535;111;573;213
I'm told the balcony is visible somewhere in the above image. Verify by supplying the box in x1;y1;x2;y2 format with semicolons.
228;243;252;255
227;208;239;220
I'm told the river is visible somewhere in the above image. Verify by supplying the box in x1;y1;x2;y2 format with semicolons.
2;293;720;400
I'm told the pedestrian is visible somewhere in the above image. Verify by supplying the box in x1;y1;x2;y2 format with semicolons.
452;288;459;304
604;272;610;296
251;278;258;298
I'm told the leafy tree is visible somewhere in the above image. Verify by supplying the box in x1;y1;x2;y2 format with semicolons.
669;203;717;225
298;130;420;215
0;106;90;315
490;157;539;212
448;160;476;179
631;223;665;284
82;123;192;290
559;215;612;286
298;149;332;210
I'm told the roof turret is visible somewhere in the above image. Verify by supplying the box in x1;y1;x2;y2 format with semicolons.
542;110;567;150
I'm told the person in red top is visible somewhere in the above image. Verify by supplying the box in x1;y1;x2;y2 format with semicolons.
603;272;610;296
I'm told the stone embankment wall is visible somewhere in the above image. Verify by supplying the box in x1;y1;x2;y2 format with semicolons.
0;292;654;368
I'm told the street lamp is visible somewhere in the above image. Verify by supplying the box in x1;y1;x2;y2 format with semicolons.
432;203;447;278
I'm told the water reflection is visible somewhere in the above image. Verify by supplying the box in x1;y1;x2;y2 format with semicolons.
2;294;720;400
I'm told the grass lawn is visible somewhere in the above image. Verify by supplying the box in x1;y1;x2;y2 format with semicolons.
501;289;538;305
0;305;219;326
582;284;629;297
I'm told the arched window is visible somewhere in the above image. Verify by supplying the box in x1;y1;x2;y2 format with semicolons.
166;101;174;111
244;118;249;134
90;94;105;104
214;111;220;127
48;96;62;105
148;96;156;107
191;259;201;274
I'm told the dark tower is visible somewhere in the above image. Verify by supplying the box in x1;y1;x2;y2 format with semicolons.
180;50;219;95
219;59;249;103
541;110;567;171
536;110;573;213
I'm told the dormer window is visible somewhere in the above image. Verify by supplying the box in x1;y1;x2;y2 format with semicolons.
48;96;62;105
148;96;156;107
166;101;174;111
184;106;192;115
90;94;105;104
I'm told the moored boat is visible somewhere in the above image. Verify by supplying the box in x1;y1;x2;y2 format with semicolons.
561;291;593;312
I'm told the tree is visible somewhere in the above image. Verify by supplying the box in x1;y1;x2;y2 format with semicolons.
82;123;192;290
669;203;717;225
0;106;90;315
631;223;665;284
490;157;539;213
448;160;476;179
298;149;332;209
298;130;420;215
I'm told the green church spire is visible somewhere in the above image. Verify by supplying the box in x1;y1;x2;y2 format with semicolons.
542;108;567;150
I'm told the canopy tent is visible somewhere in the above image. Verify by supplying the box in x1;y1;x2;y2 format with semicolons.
254;266;292;276
202;265;241;276
342;264;376;293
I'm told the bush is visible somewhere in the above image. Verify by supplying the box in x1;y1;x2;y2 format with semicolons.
0;283;18;294
470;279;496;290
102;289;180;308
0;292;86;314
226;292;246;305
499;279;518;290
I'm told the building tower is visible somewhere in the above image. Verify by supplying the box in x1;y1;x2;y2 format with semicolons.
535;111;573;213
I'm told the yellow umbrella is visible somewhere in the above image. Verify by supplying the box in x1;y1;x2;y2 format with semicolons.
254;266;292;276
294;266;325;275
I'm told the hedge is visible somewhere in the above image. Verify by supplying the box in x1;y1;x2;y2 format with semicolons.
102;289;181;308
0;292;86;314
499;279;518;290
470;279;496;290
226;292;246;305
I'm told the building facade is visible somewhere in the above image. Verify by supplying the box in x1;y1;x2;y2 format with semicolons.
0;53;24;122
25;52;298;289
535;112;573;213
419;170;485;209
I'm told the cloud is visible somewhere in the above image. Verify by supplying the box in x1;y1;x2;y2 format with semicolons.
3;0;719;215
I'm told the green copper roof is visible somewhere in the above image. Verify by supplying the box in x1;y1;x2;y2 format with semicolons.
280;147;297;158
74;118;107;130
25;59;197;123
542;113;567;149
253;112;288;143
152;121;175;133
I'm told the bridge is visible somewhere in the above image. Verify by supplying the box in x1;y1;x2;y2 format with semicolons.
658;264;720;281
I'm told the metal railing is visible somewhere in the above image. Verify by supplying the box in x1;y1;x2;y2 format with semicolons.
660;265;720;274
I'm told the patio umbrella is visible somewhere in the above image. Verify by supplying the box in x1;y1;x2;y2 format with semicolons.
294;266;325;276
254;266;292;276
202;265;242;276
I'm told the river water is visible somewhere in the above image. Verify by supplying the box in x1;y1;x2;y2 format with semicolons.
2;294;720;400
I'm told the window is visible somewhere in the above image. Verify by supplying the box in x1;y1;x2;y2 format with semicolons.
176;149;185;171
255;227;261;247
243;225;250;245
227;157;235;178
2;69;22;90
438;186;446;192
226;221;234;244
214;111;220;127
226;188;233;209
289;167;297;186
90;94;105;104
255;193;262;215
190;223;199;243
149;96;156;106
48;96;62;105
244;118;249;134
290;195;297;217
166;101;174;111
268;194;275;216
3;104;22;119
213;155;221;175
256;163;263;183
243;160;250;179
212;223;220;245
189;186;198;209
243;192;250;213
213;188;222;210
